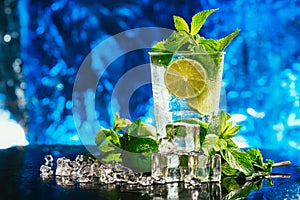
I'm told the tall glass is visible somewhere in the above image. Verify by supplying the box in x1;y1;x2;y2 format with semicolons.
149;51;225;138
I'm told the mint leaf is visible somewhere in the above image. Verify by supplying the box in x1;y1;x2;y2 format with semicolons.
247;149;264;166
173;15;189;34
99;142;115;153
221;147;254;176
98;139;122;163
223;124;241;139
114;116;132;131
222;177;240;191
202;134;219;155
215;138;227;151
151;40;166;52
127;118;157;140
227;139;238;148
217;111;241;139
246;149;274;173
164;31;190;52
222;162;239;177
102;153;122;163
214;29;240;51
97;128;121;147
223;181;261;200
95;129;106;145
190;9;218;36
197;29;240;51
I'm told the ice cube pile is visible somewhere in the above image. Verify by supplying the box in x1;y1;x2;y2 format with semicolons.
40;154;221;198
40;122;221;188
151;122;221;184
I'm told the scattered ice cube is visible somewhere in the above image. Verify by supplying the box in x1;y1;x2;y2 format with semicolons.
75;155;84;163
40;164;53;176
44;154;53;166
41;150;220;192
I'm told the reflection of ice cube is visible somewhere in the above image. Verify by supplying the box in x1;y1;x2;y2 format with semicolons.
167;183;179;200
165;122;200;152
198;183;210;199
211;183;222;199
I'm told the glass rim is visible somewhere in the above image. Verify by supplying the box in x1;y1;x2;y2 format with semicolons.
148;51;226;55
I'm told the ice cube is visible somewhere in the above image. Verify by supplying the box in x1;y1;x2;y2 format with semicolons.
165;122;200;152
40;164;53;176
151;152;182;183
166;153;180;183
188;152;210;182
151;152;168;182
211;154;221;182
44;154;53;166
158;138;176;153
178;152;189;181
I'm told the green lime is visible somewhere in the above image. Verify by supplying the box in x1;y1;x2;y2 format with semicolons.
121;138;158;172
164;58;207;99
124;138;158;153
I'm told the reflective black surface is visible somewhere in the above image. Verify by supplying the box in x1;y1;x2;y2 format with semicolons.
0;145;299;200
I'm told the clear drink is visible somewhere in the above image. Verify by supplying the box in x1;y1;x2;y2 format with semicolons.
149;52;225;138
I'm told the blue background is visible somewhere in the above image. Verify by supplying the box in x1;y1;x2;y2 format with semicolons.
12;0;300;149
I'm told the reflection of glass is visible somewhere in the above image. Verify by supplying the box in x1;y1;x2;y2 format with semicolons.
149;52;225;139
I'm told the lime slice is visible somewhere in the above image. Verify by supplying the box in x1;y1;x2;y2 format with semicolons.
186;81;220;115
164;58;207;99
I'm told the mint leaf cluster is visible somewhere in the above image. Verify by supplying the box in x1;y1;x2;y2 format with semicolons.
151;9;240;54
200;111;274;178
95;113;158;163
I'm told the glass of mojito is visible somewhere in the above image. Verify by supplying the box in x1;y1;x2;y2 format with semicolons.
149;51;225;138
149;9;239;138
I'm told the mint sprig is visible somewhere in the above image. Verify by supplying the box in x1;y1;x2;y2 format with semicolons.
200;111;274;178
95;113;158;164
151;8;240;54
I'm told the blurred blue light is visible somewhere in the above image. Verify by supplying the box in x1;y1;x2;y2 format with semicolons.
18;0;300;151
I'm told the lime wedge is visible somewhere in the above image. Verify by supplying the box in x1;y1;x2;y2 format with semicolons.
164;58;207;99
186;81;221;115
